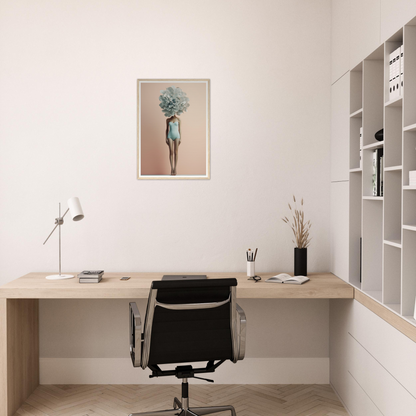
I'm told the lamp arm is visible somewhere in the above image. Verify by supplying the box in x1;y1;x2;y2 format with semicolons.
43;208;70;245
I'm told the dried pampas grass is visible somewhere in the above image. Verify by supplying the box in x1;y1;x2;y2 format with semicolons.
282;195;312;248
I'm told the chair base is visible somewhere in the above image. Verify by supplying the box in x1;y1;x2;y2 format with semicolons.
129;396;236;416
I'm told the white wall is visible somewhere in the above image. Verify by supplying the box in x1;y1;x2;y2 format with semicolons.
39;298;330;384
331;0;416;81
0;0;332;381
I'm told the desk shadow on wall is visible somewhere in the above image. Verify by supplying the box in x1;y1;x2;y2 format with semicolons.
39;299;329;359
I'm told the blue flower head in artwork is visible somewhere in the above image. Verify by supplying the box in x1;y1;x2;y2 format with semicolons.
159;86;190;118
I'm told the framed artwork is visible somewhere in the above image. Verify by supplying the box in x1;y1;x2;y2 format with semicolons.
137;79;210;179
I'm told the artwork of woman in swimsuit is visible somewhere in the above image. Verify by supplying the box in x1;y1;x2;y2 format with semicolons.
159;86;190;175
165;116;181;175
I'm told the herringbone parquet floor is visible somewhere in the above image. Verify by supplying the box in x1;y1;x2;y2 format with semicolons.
15;384;349;416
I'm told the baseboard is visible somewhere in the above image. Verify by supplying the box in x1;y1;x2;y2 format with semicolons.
40;357;329;384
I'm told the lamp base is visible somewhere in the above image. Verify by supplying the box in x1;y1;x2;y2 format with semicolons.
46;274;74;280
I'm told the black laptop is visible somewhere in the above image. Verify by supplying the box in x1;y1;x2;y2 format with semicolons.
162;275;207;281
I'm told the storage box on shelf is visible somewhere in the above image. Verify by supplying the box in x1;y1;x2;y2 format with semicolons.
348;17;416;327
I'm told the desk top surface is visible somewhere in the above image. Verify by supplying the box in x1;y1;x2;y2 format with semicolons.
0;272;353;299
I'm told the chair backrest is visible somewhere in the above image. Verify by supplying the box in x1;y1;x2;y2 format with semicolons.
141;278;238;368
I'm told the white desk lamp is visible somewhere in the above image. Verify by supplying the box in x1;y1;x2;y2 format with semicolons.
43;197;84;280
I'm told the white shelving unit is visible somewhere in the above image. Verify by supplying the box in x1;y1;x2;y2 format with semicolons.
349;19;416;327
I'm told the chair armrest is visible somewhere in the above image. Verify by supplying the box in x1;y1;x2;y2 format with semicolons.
236;303;246;360
129;302;142;368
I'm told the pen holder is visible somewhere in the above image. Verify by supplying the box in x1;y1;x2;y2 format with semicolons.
247;261;255;277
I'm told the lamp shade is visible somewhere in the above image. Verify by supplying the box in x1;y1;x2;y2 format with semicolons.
67;197;84;221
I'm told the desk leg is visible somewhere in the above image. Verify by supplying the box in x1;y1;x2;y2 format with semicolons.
0;299;39;416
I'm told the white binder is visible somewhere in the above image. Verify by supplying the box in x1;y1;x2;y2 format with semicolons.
389;51;394;100
390;47;401;100
400;44;404;97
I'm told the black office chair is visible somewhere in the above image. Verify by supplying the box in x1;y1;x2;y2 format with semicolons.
129;278;246;416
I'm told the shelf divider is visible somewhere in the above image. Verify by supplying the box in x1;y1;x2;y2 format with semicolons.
384;239;402;248
350;108;363;118
363;141;384;150
403;123;416;132
363;196;383;200
385;97;402;107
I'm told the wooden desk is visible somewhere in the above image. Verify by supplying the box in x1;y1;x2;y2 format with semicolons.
0;272;353;299
0;272;352;416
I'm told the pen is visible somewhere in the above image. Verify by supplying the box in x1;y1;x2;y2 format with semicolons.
254;248;258;261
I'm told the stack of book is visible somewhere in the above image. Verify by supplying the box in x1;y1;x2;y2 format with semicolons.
372;148;384;196
78;270;104;283
409;171;416;187
389;45;404;100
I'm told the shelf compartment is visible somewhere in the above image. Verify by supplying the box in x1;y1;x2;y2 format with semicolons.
384;170;402;242
384;38;403;105
402;131;416;186
363;58;383;147
403;181;416;228
350;117;363;170
402;230;416;316
384;303;401;314
383;244;401;307
403;25;416;128
350;63;363;114
384;106;403;168
365;290;383;303
384;239;402;248
362;145;384;198
349;171;362;288
362;199;383;293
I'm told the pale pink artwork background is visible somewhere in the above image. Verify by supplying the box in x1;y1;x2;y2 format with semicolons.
139;82;207;176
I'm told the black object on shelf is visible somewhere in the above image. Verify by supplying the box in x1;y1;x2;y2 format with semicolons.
375;128;383;141
294;248;307;276
372;148;384;196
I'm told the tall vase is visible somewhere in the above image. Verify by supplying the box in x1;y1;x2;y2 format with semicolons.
294;248;307;276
